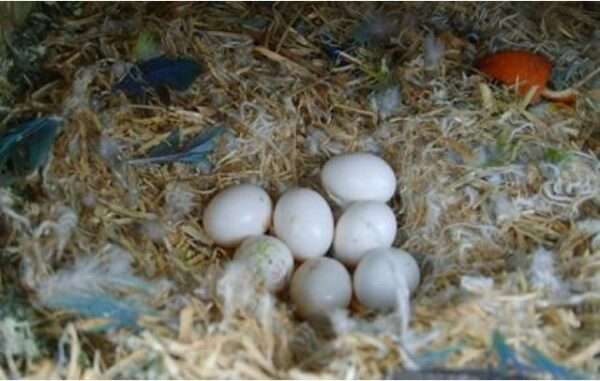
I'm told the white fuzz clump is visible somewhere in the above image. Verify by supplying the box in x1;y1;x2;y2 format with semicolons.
138;219;167;244
541;155;600;216
304;128;344;156
492;193;520;225
423;33;445;69
330;275;412;337
576;219;600;251
460;275;494;294
423;187;460;234
463;186;480;207
371;85;402;120
490;192;553;226
216;261;273;320
33;206;78;260
0;189;31;230
37;245;147;300
424;190;445;233
98;135;124;168
97;135;140;207
237;102;278;157
575;218;600;235
81;192;97;208
529;247;566;296
0;317;40;364
62;64;98;116
164;183;196;222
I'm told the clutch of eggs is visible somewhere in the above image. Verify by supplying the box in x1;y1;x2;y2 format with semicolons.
202;152;421;318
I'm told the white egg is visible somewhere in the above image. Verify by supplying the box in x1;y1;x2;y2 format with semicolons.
333;201;397;266
353;247;420;311
321;152;397;207
290;257;352;320
233;235;294;292
273;188;334;260
203;184;272;248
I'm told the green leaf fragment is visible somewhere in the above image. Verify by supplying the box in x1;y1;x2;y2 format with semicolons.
543;147;570;164
133;31;161;61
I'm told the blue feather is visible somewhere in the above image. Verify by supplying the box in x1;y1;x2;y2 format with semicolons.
492;331;533;374
414;346;461;368
525;347;587;380
114;56;202;97
42;292;147;330
128;126;224;166
36;250;159;331
145;129;182;158
319;33;353;64
0;117;61;185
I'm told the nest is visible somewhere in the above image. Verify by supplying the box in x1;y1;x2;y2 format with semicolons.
1;2;600;379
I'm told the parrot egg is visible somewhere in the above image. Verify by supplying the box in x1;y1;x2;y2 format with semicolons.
273;188;334;260
290;257;352;320
233;235;294;292
333;201;397;266
321;152;397;207
203;184;272;248
353;247;420;311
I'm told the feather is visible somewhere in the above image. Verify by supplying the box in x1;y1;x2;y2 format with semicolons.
525;347;586;380
371;84;402;119
38;251;152;297
320;33;351;63
391;332;585;380
128;125;224;166
352;12;400;46
114;56;202;97
41;292;145;330
0;117;61;185
389;367;533;380
164;182;195;221
492;331;532;374
413;346;461;368
424;33;445;68
36;247;157;329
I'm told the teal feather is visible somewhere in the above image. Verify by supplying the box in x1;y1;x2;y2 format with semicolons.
525;347;587;380
0;117;61;186
128;126;224;166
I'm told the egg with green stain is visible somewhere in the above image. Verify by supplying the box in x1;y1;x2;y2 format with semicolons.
233;235;294;292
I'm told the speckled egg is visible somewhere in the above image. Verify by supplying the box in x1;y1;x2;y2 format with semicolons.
233;235;294;292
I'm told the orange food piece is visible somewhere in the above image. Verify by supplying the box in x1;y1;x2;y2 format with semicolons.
476;50;552;103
